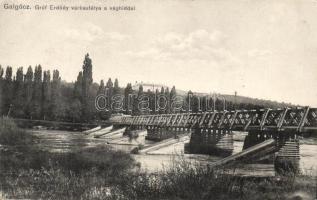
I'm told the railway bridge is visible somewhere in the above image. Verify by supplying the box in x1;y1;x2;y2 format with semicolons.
110;107;317;171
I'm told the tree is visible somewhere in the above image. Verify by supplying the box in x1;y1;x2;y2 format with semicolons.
106;78;114;103
95;80;109;119
71;71;83;121
147;89;155;114
164;87;170;113
68;99;82;122
31;65;43;119
184;90;193;113
113;78;120;95
24;66;33;118
124;83;133;114
97;80;105;95
104;78;114;116
191;95;201;113
12;67;25;117
0;65;4;115
135;85;144;114
106;78;113;88
51;70;63;120
0;66;3;78
114;78;119;88
215;98;222;111
82;54;93;121
170;86;177;113
74;72;83;101
3;66;13;116
170;86;176;98
42;70;51;120
158;87;165;114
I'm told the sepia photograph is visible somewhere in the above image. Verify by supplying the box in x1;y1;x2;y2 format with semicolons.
0;0;316;199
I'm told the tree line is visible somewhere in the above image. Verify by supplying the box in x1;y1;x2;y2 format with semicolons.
0;54;105;122
0;53;292;123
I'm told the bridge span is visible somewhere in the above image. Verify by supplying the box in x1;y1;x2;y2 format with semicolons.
110;107;317;172
110;107;317;133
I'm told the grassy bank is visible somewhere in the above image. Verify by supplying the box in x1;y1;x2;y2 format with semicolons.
0;118;138;199
0;117;35;145
0;147;138;200
0;118;315;200
114;160;316;200
1;155;315;200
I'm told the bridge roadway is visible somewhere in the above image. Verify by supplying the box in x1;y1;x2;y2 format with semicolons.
110;107;317;133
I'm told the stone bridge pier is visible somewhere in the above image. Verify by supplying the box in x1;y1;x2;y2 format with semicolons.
243;130;300;173
187;127;301;173
185;127;233;157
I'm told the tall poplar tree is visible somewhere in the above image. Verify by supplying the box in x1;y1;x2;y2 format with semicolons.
113;78;119;95
0;65;4;116
12;67;25;117
82;54;93;121
51;70;62;120
170;86;177;113
135;85;143;115
31;65;43;119
3;66;13;116
42;70;51;120
74;72;83;101
164;87;170;113
68;71;83;122
106;78;114;102
159;87;165;114
24;66;33;118
124;83;133;114
97;80;105;95
147;89;155;114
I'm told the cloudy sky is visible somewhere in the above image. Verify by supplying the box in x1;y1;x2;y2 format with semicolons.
1;0;317;106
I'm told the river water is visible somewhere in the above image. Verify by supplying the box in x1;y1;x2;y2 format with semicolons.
30;129;317;175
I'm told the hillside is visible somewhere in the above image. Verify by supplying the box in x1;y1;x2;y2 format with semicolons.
175;89;296;109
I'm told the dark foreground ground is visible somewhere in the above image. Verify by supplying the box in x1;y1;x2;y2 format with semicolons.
0;117;316;200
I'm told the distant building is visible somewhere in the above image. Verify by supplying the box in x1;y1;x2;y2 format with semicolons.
132;81;169;92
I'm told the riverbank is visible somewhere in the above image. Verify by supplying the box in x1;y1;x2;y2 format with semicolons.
1;148;315;200
0;118;316;200
0;145;138;199
0;118;138;199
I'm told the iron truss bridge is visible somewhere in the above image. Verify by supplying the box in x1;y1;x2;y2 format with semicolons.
110;107;317;133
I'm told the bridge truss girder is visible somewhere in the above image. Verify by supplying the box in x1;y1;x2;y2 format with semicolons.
111;107;317;133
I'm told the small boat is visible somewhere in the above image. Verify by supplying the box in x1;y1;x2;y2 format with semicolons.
96;127;126;139
83;126;101;134
89;125;113;137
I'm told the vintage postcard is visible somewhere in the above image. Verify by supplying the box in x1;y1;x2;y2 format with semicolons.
0;0;316;199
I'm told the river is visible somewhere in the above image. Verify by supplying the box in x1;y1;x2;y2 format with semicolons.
30;129;317;175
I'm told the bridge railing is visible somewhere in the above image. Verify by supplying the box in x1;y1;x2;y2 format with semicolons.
110;107;317;133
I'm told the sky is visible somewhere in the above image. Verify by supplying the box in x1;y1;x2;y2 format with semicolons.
0;0;317;106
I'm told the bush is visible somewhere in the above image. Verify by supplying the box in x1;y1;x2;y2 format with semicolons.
0;117;35;145
114;157;316;200
0;144;138;199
